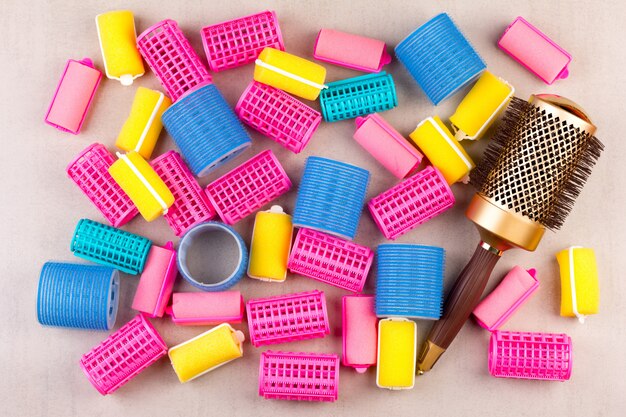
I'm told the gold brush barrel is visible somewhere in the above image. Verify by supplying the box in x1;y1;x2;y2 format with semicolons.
416;94;603;374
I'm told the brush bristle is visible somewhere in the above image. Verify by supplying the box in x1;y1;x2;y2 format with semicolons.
470;97;604;230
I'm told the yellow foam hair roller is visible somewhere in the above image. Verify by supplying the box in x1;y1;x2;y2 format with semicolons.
168;323;245;383
449;71;514;141
254;47;327;100
409;116;475;184
248;206;293;282
96;10;145;86
116;87;171;160
376;318;416;390
556;246;599;322
108;151;174;222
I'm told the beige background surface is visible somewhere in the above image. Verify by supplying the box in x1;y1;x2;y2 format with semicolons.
1;0;625;416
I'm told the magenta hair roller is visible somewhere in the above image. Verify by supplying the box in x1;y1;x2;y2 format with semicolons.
353;113;423;179
132;242;178;318
287;228;373;292
80;314;168;395
368;166;455;239
45;58;101;134
473;266;539;331
314;29;391;73
167;291;244;326
489;331;573;381
342;295;378;373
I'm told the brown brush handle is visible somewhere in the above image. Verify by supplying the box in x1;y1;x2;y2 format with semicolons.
417;242;501;372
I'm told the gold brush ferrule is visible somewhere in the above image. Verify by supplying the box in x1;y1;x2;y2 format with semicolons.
416;340;446;374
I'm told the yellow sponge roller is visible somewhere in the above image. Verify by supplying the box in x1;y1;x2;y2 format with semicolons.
169;324;245;383
254;47;327;100
449;71;514;141
556;246;599;322
376;318;416;390
108;151;174;222
116;87;171;160
409;116;475;184
96;10;144;86
248;206;293;282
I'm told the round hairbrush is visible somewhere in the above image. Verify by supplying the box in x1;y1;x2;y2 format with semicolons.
417;94;604;373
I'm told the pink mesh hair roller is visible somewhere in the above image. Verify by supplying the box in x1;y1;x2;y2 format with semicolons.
45;58;101;134
342;295;377;373
353;113;423;179
314;28;391;73
151;150;216;236
132;242;178;318
246;290;330;347
80;314;168;395
66;143;138;227
368;166;455;239
205;149;292;224
137;19;212;101
489;330;573;381
201;10;284;72
287;228;373;292
235;81;322;153
167;291;244;326
259;351;339;402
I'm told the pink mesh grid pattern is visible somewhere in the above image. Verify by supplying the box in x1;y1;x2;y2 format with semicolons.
137;19;212;101
489;331;573;381
368;166;455;239
66;143;138;228
258;351;339;402
151;150;216;236
201;10;284;72
246;290;330;347
79;314;168;395
235;81;321;153
205;149;292;224
287;228;373;292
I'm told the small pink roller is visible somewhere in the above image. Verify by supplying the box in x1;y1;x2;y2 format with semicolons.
167;291;244;326
342;295;378;373
353;114;423;179
45;58;102;134
473;266;539;332
314;29;391;73
132;242;178;318
368;166;455;240
498;16;571;84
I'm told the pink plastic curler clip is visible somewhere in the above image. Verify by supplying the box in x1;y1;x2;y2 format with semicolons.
201;10;284;72
137;19;212;101
368;166;455;239
132;242;178;318
353;114;423;179
498;16;571;84
259;351;339;402
45;58;102;134
66;143;138;227
314;29;391;73
80;314;168;395
246;290;330;347
342;295;378;373
473;266;539;331
235;81;322;153
489;330;573;381
167;291;244;326
205;149;292;224
287;228;373;292
151;150;216;236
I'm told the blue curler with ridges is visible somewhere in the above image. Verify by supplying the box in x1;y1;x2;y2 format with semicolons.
320;72;397;122
177;221;248;292
162;83;252;177
70;219;152;275
293;156;370;240
395;13;485;105
376;244;445;319
37;262;120;330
